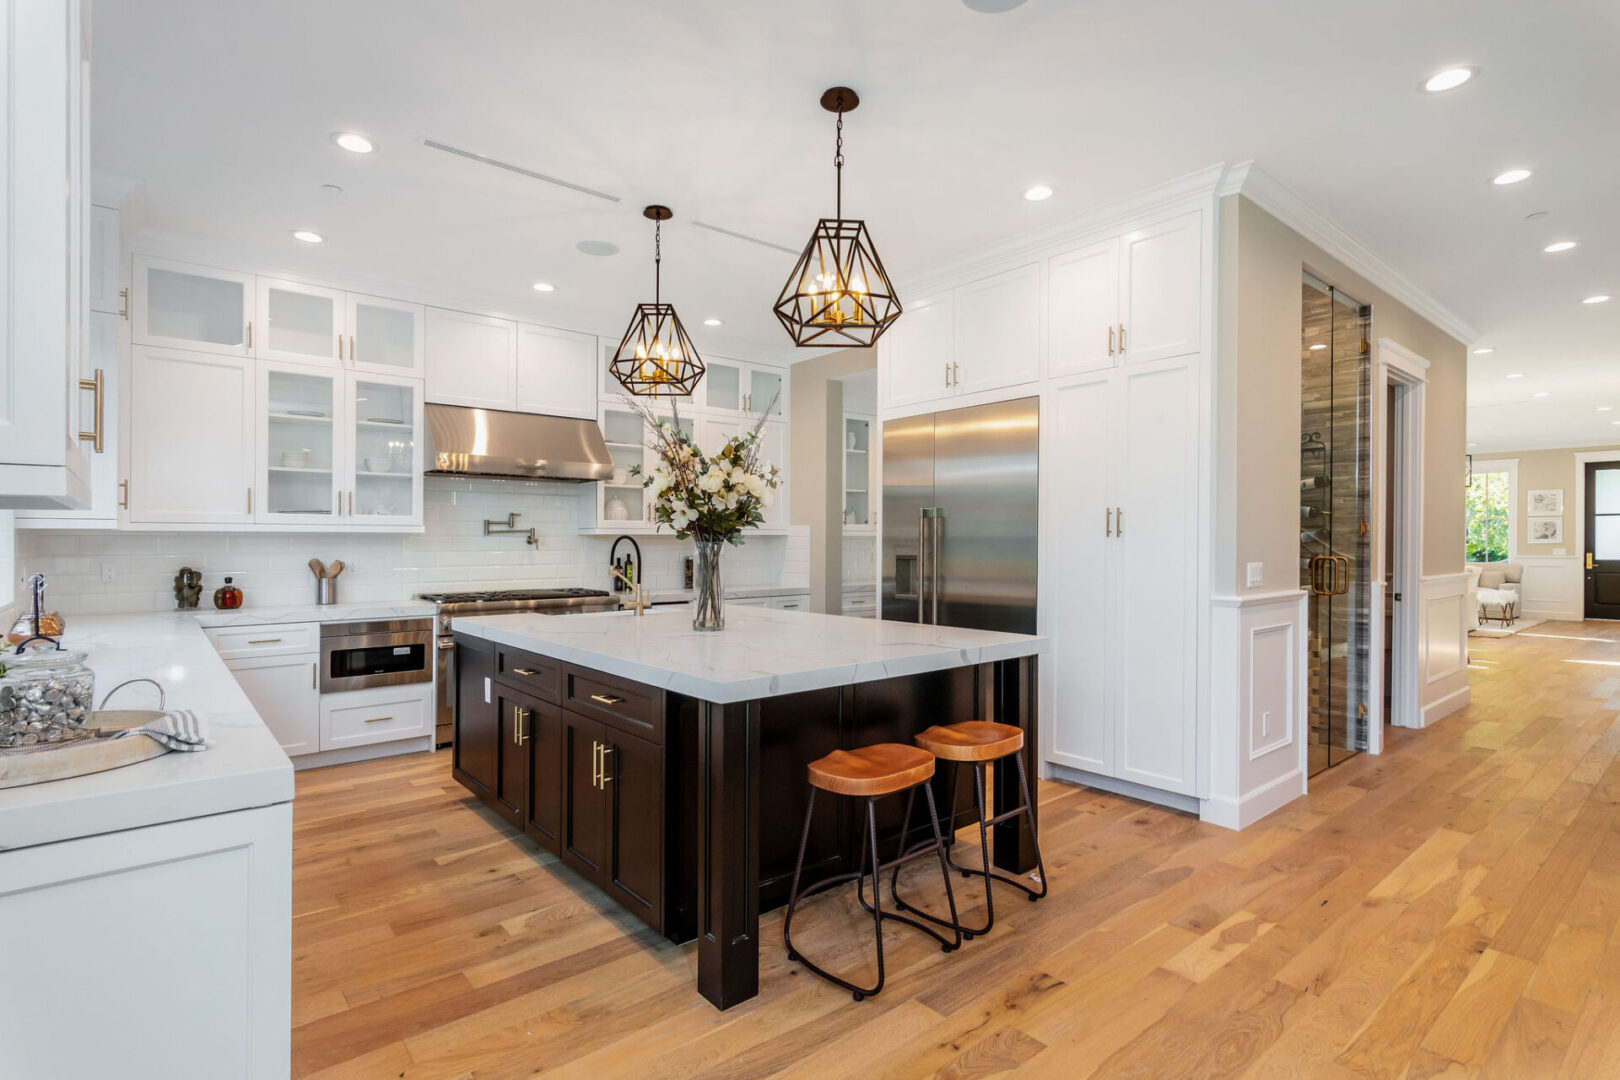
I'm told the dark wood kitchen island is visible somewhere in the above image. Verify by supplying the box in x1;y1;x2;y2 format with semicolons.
450;605;1043;1010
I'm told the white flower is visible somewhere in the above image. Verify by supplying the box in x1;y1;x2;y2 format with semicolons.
745;474;765;497
761;489;774;508
699;467;725;493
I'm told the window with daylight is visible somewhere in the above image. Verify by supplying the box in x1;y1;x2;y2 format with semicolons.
1466;467;1512;563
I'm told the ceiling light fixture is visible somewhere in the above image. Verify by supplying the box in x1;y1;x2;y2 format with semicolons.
1506;373;1525;379
1583;295;1612;305
1473;347;1495;354
1422;66;1475;93
963;0;1029;11
1023;184;1053;202
531;282;555;293
332;132;374;154
703;318;723;327
775;87;902;349
1533;392;1550;398
291;229;324;243
1544;241;1578;253
608;205;704;397
1598;406;1612;412
1492;169;1533;185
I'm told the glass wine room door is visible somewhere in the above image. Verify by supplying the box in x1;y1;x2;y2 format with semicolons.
1300;273;1373;776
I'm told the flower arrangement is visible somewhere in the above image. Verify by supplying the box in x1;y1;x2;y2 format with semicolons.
624;393;782;545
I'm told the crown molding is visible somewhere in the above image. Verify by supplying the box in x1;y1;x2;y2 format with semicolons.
1224;161;1478;346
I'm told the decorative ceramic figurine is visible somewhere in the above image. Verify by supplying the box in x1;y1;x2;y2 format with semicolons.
173;567;203;610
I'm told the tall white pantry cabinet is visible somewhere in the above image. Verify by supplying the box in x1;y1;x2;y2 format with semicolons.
878;180;1214;813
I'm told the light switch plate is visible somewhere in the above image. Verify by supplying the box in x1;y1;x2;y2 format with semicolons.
1246;562;1263;587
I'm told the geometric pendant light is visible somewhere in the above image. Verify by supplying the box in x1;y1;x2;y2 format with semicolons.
610;205;706;396
773;87;903;348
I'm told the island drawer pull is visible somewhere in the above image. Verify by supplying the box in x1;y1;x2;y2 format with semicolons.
363;715;395;724
589;693;625;706
248;638;283;645
512;666;540;676
599;745;613;786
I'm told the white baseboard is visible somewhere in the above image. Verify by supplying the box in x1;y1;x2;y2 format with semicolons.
1199;767;1307;831
1419;684;1472;728
1046;763;1201;816
290;736;437;771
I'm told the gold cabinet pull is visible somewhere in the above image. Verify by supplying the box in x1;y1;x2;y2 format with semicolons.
589;692;624;706
1108;325;1115;356
1116;507;1123;536
514;706;528;746
1106;507;1112;537
76;369;105;453
944;362;951;388
337;333;343;360
599;745;613;786
247;638;282;645
119;479;129;509
591;740;601;787
118;287;129;320
247;486;253;514
312;662;317;690
1118;323;1126;352
349;335;355;362
363;715;395;724
953;361;959;386
246;321;253;350
512;666;539;676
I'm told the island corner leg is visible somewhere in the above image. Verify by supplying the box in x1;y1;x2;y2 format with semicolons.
696;698;761;1010
991;655;1039;875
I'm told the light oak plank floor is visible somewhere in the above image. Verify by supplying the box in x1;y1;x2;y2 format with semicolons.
291;621;1620;1079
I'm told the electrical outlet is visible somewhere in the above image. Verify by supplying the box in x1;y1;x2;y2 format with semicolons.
100;563;116;583
1246;562;1263;587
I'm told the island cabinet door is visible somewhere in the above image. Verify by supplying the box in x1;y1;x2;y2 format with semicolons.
603;727;663;931
490;690;532;828
452;637;498;800
560;712;609;885
523;698;563;854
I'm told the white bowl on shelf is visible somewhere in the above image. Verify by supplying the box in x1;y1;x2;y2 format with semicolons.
364;457;391;473
605;497;630;521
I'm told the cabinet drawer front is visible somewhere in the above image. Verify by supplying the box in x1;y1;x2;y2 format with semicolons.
205;622;320;660
495;646;561;702
564;667;662;744
321;685;432;750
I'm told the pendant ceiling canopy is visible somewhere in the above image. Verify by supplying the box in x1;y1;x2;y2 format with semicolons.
610;205;705;397
774;87;902;348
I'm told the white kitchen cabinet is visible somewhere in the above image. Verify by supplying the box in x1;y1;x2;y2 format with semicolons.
843;413;875;532
345;293;424;376
517;323;597;419
1121;213;1202;365
127;346;256;525
132;256;254;357
698;416;788;530
701;357;788;417
345;373;423;525
257;362;342;523
768;593;809;612
841;588;877;618
593;403;693;530
256;277;344;367
425;307;516;409
0;0;93;510
224;651;320;757
17;312;122;529
880;290;955;411
954;263;1040;396
320;683;433;751
1045;358;1198;796
1047;239;1120;378
203;621;321;660
89;205;125;316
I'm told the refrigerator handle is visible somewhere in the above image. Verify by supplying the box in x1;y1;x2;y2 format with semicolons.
917;511;927;623
931;509;943;625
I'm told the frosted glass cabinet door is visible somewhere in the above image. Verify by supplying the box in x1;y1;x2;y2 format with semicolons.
747;366;785;416
702;360;744;413
346;375;423;526
256;279;343;366
132;256;253;356
258;364;341;523
346;294;425;376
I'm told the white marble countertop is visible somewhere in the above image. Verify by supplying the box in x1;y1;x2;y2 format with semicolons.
0;613;294;851
453;607;1044;704
192;601;436;627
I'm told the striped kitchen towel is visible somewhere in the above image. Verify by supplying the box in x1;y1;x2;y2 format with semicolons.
111;709;210;752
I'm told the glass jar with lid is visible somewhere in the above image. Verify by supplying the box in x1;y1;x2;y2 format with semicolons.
0;645;96;748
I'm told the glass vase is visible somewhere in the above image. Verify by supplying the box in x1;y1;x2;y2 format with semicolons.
692;538;725;631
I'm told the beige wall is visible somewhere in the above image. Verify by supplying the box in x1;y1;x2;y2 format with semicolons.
1472;444;1616;554
789;348;876;612
1216;195;1469;595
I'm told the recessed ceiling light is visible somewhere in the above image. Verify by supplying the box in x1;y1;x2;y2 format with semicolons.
1610;420;1620;425
1533;391;1550;398
531;282;555;292
1023;184;1053;202
1506;373;1525;379
576;240;619;257
1493;169;1533;185
1473;347;1495;354
703;318;723;327
1598;406;1612;412
1422;66;1475;93
291;229;324;243
963;0;1029;11
332;132;374;154
1544;241;1578;253
1308;343;1327;351
1583;295;1611;304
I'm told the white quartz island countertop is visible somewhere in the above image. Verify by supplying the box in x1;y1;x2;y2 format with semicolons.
452;607;1045;703
0;613;294;851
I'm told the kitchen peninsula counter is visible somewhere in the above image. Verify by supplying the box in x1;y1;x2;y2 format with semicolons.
450;607;1043;1011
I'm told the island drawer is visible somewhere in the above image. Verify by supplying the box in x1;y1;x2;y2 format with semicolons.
564;666;662;744
495;646;561;702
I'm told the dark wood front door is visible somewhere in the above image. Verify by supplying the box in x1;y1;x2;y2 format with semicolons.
1585;462;1620;619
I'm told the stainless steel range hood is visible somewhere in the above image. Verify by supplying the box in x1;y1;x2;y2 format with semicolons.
424;404;614;482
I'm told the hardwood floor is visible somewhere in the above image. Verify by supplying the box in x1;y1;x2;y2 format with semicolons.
291;622;1620;1078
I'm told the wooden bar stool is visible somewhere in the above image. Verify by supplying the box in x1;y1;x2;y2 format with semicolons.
782;743;962;1001
892;721;1047;939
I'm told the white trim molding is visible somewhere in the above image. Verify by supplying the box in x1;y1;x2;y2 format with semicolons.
1222;163;1479;346
1414;572;1471;727
1204;589;1308;830
1373;339;1429;737
1572;451;1620;579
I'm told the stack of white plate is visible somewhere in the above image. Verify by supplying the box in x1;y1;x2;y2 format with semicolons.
280;449;311;469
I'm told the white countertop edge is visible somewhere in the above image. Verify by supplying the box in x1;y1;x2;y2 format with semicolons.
192;601;437;627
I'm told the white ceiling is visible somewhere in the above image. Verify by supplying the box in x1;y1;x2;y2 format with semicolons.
93;0;1616;439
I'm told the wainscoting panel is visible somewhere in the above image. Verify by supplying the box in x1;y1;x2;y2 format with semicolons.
1418;572;1470;727
1248;623;1295;760
1517;555;1583;621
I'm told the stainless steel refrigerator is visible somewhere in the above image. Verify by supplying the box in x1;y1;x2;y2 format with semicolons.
882;397;1038;634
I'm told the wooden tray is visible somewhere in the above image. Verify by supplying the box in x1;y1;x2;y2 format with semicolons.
0;710;171;790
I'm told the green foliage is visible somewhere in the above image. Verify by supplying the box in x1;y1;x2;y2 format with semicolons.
1465;471;1510;563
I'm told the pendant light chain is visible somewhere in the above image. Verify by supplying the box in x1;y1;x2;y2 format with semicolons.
834;98;844;220
654;218;662;305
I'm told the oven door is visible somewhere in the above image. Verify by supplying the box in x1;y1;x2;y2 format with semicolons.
321;625;432;693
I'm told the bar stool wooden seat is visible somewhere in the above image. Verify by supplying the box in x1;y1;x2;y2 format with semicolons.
783;743;961;1001
892;721;1047;940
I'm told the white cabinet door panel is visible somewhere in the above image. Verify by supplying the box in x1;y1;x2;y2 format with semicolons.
955;263;1040;395
227;652;320;757
425;307;516;409
16;311;120;527
516;323;596;419
1044;372;1116;776
882;290;954;411
132;256;253;356
89;205;123;315
346;293;424;376
1122;213;1202;365
255;278;343;366
127;347;255;524
321;684;432;750
1113;361;1198;794
1047;239;1119;378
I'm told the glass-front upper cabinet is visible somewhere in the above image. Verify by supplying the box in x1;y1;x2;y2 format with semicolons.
258;364;341;523
133;256;254;356
598;403;693;529
346;294;425;376
700;358;787;417
843;415;873;532
748;366;784;417
701;360;744;413
346;375;422;526
257;278;343;366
